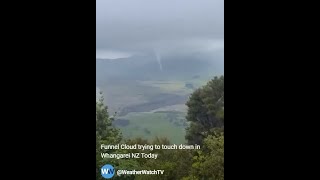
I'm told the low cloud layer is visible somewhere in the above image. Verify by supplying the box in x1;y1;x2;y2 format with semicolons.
96;0;224;60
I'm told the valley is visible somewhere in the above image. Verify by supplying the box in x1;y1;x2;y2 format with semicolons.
96;53;223;143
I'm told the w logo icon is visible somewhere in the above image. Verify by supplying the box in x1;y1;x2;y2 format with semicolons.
101;164;115;179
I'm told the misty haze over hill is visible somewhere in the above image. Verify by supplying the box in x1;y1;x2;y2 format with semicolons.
96;50;223;85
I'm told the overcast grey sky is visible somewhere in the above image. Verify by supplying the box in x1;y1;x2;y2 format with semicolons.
96;0;224;59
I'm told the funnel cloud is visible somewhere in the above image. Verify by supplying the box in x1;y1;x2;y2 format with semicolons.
153;49;163;72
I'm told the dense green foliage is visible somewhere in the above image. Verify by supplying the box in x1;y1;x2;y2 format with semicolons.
96;76;224;179
96;92;122;180
186;76;224;145
183;131;224;180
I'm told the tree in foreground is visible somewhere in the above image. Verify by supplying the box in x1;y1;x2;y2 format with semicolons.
96;92;122;180
186;76;224;145
183;76;224;179
183;130;224;180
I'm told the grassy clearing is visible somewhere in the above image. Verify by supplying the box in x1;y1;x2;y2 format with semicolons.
117;112;187;144
150;104;188;113
137;80;192;95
